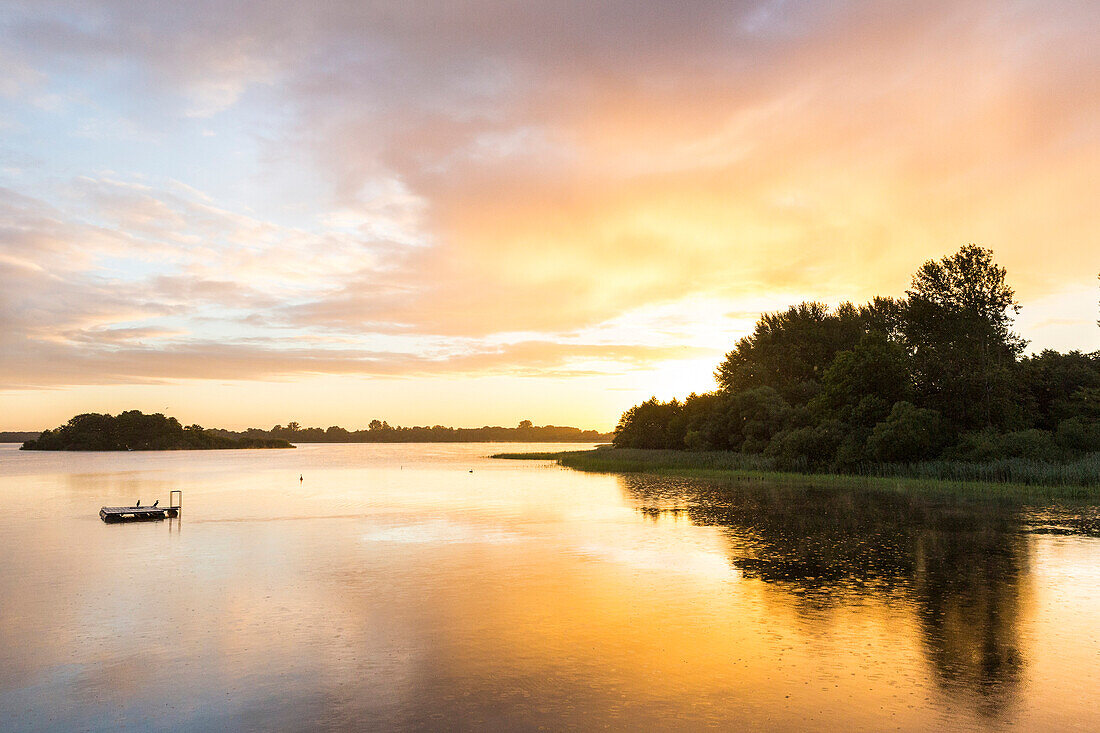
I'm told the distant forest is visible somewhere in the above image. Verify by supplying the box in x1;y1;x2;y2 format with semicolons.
614;245;1100;470
210;420;612;444
22;411;292;451
0;432;41;443
11;417;612;449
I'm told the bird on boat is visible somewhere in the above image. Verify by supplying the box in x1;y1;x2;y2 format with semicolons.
136;499;141;507
152;499;159;507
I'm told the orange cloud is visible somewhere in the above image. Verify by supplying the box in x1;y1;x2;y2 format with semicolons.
0;1;1096;426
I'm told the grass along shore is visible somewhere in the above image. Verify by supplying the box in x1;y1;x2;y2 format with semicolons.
492;447;1100;500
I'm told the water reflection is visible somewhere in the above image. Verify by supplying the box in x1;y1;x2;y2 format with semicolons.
2;444;1099;731
619;475;1029;719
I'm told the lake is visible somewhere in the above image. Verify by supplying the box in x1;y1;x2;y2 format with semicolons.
1;442;1098;731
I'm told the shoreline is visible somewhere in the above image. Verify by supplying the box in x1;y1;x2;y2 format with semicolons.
17;445;295;452
492;448;1100;500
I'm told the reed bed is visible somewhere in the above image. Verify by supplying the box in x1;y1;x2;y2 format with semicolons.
492;448;1100;499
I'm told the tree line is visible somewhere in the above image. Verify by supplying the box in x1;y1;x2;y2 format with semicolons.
17;415;612;450
210;419;612;444
0;432;42;443
614;245;1099;470
22;411;292;450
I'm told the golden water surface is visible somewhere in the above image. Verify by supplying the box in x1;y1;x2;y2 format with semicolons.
1;443;1098;731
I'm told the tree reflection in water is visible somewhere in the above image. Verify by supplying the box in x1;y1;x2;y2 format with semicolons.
619;474;1030;719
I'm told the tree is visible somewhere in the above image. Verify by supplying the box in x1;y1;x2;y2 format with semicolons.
866;402;944;463
1056;417;1100;453
22;410;293;450
613;398;683;449
714;299;909;404
696;387;791;452
325;425;351;441
1016;350;1100;429
811;332;911;427
764;420;846;470
610;244;1094;475
716;302;861;401
904;245;1025;430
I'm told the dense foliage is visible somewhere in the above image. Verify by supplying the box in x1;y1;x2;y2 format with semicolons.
615;246;1100;471
0;432;42;443
22;411;293;450
210;420;612;444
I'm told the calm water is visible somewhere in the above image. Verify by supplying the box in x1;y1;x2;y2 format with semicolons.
1;443;1099;732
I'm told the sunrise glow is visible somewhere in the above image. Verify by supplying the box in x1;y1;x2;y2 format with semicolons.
1;1;1096;430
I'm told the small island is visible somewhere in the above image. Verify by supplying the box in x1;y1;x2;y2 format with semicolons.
21;411;294;451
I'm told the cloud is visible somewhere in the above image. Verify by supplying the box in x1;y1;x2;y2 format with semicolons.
0;332;714;389
0;47;44;98
0;0;1096;400
268;0;1099;338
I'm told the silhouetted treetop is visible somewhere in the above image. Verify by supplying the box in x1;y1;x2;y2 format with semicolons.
617;245;1100;469
22;411;293;451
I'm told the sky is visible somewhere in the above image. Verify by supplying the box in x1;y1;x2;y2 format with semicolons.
0;0;1097;431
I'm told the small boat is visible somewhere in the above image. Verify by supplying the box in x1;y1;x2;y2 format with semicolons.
100;491;182;523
